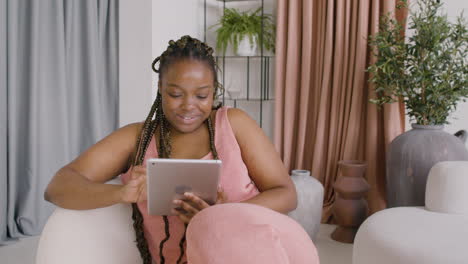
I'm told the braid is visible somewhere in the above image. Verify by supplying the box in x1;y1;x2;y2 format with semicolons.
158;215;171;264
207;117;218;160
130;96;160;166
131;35;222;264
159;117;172;158
176;224;188;264
130;95;162;264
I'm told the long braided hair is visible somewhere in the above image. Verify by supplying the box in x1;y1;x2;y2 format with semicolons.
130;35;223;264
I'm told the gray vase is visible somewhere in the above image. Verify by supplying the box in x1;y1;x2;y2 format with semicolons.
288;170;324;242
386;124;468;207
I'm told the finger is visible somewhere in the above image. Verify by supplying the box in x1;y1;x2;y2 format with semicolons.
140;182;148;201
216;190;228;204
131;166;146;179
138;178;148;202
133;166;146;173
184;193;210;209
129;173;145;186
125;178;143;194
135;181;144;203
174;199;199;215
173;210;191;224
131;171;147;182
171;208;192;223
132;164;145;170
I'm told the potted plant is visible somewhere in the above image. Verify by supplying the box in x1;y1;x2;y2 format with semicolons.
368;0;468;207
212;7;275;56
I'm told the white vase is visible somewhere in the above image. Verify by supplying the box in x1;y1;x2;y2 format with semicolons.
288;169;324;242
236;35;257;56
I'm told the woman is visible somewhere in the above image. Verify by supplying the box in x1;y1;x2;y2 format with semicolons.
45;35;318;264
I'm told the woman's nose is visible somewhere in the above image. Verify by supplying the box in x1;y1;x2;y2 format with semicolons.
181;96;196;110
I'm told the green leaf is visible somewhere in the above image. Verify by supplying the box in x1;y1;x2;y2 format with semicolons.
211;7;276;55
368;0;468;125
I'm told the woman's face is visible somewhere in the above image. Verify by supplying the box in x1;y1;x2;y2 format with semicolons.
159;59;215;134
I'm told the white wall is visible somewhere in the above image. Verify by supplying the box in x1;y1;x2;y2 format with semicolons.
152;0;205;100
119;0;152;127
405;0;468;141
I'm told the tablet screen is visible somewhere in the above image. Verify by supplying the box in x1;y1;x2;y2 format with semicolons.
146;158;222;216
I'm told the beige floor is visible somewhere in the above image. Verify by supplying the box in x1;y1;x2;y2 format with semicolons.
0;224;353;264
315;224;353;264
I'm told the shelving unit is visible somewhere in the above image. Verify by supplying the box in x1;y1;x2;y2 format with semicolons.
204;0;275;130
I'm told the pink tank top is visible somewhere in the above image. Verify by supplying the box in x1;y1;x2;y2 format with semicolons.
121;106;260;263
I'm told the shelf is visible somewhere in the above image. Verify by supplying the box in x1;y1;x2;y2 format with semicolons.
215;0;260;2
205;0;272;128
206;0;261;7
215;55;275;58
224;98;275;101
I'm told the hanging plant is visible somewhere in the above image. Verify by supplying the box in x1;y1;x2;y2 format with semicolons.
212;7;275;56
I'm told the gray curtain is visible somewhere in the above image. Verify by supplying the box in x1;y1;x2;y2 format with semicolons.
0;0;119;245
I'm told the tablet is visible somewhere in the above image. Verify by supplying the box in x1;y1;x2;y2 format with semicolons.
146;158;222;216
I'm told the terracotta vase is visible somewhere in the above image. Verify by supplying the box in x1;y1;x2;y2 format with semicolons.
331;160;370;243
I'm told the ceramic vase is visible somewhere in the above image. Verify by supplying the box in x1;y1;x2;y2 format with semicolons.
288;170;324;242
386;125;468;207
331;160;369;244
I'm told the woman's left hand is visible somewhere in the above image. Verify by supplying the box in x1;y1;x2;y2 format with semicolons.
172;189;227;224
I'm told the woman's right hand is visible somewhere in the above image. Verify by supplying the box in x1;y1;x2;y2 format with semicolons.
119;165;147;203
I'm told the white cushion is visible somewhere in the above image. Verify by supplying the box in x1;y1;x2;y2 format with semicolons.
353;207;468;264
426;161;468;215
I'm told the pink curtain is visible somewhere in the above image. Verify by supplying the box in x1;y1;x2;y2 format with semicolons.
274;0;408;222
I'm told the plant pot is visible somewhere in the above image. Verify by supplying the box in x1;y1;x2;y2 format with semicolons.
236;35;257;56
386;124;468;207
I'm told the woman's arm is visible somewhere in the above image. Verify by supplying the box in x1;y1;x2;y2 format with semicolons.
228;108;297;214
44;123;146;210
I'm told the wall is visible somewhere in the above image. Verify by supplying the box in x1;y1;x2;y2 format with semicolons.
119;0;152;127
404;0;468;144
152;0;205;99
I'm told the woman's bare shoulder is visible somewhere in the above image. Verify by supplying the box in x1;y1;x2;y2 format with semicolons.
117;122;144;138
226;107;257;136
65;121;145;182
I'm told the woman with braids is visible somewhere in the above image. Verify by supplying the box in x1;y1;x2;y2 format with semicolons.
45;35;319;264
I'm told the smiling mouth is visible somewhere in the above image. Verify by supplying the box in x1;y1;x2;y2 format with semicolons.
176;114;199;123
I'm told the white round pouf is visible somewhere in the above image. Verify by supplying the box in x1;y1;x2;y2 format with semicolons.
426;161;468;214
353;207;468;264
353;161;468;264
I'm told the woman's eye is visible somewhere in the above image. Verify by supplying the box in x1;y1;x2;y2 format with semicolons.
169;94;182;98
197;95;208;99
